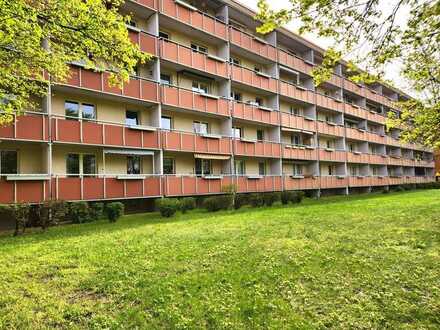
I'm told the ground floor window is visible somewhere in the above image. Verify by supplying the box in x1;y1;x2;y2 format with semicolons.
163;158;175;175
0;150;18;174
195;159;212;176
127;156;142;175
66;153;96;176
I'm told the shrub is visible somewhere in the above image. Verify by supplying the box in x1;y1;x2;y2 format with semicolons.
392;185;405;192
203;195;232;212
90;203;104;221
234;194;249;210
156;198;180;217
382;188;390;194
179;197;196;214
38;200;68;230
281;191;305;204
105;202;124;222
249;193;264;207
263;192;280;206
281;191;294;205
12;204;31;236
69;202;90;223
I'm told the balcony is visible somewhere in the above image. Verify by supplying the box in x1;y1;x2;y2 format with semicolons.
279;81;314;104
345;127;366;140
0;112;48;142
387;156;403;166
127;0;158;10
161;85;229;116
233;139;281;158
385;136;401;147
52;116;160;149
316;121;344;137
348;176;373;187
388;176;406;186
280;113;315;131
229;27;277;60
365;131;386;144
368;154;388;165
316;94;344;112
344;79;364;97
231;101;279;126
0;176;50;204
65;66;159;103
346;151;370;163
283;145;317;160
277;49;313;75
283;175;319;190
327;74;343;87
160;0;227;40
407;176;435;184
161;130;232;154
162;175;233;196
128;28;158;55
319;149;346;162
236;175;282;193
159;39;228;78
230;65;277;93
52;175;162;201
320;176;348;188
344;103;367;119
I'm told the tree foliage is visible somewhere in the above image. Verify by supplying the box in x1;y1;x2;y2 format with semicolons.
0;0;151;125
256;0;440;148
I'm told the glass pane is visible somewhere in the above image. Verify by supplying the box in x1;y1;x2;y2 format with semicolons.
232;128;241;139
83;155;96;175
258;162;265;175
160;74;171;85
126;111;139;125
195;158;202;176
82;104;95;120
127;156;141;175
1;151;17;174
66;154;80;176
203;160;211;175
159;31;169;39
257;130;264;141
163;158;174;175
65;101;79;119
161;116;172;130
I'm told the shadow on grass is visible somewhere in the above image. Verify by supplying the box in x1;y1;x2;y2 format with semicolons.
0;189;430;247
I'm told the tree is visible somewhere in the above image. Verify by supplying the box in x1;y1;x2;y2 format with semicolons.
255;0;440;148
0;0;151;125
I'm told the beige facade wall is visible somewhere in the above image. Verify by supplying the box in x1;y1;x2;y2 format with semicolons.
164;152;225;175
159;27;219;56
0;141;45;174
161;110;222;134
279;101;305;114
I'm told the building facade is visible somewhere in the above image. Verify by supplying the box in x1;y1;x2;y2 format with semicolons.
0;0;435;204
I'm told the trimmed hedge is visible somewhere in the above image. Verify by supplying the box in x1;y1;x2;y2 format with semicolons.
156;198;180;217
204;195;233;212
90;203;104;221
69;202;90;224
281;191;305;204
249;193;264;207
234;194;249;210
105;202;124;222
263;192;281;206
179;197;196;214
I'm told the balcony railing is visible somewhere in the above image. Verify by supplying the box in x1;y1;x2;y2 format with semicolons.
236;175;283;193
161;130;232;154
344;103;366;119
279;81;314;104
128;0;158;10
319;148;346;162
277;49;313;75
0;175;50;204
368;154;389;165
283;175;319;190
161;0;227;39
52;116;160;149
367;110;386;124
345;127;366;140
320;176;348;188
231;101;279;126
65;65;159;103
283;145;317;160
52;175;162;201
0;111;48;142
162;175;233;196
161;85;229;116
233;139;281;158
365;131;386;144
159;39;228;78
316;94;344;112
387;156;403;166
280;112;315;131
230;64;278;93
317;121;345;136
128;28;158;55
230;27;277;60
344;79;365;97
346;151;370;163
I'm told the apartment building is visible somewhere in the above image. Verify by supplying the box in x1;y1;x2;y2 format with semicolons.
0;0;435;204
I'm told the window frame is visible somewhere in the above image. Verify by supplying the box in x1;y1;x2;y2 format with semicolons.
0;150;18;175
161;116;173;131
163;157;175;175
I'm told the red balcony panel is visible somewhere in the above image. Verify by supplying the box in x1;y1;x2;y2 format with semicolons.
316;94;344;112
280;113;315;131
319;149;346;162
365;88;381;103
82;70;102;90
370;176;389;186
126;180;144;197
320;176;348;189
232;102;279;125
283;146;317;160
344;103;367;119
139;33;157;55
230;27;276;60
16;181;48;203
284;176;319;190
317;121;344;136
83;177;105;200
161;0;227;39
365;132;386;144
0;123;14;139
67;66;80;86
55;177;82;201
344;80;364;97
277;49;313;75
162;131;231;154
388;156;403;166
369;154;388;165
144;177;162;196
104;125;125;146
279;82;315;103
0;180;14;204
328;74;343;87
103;73;123;94
236;176;282;193
347;152;370;163
104;178;125;199
367;111;386;124
15;114;48;141
348;177;372;187
124;129;160;149
231;65;277;92
82;121;104;145
134;0;157;10
123;79;141;98
234;140;281;158
346;127;366;140
55;119;81;143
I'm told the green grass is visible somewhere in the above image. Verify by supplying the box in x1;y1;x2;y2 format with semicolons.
1;191;440;329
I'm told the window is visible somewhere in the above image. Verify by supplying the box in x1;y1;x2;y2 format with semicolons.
195;159;211;176
327;165;335;176
66;154;96;176
326;140;334;149
83;154;96;175
192;81;209;94
231;91;242;102
65;101;79;119
235;160;245;175
255;97;263;106
230;57;240;65
257;129;264;141
372;166;379;176
193;121;209;134
191;43;208;54
232;127;242;139
349;166;359;176
292;164;303;176
66;154;80;176
159;31;169;40
160;74;171;85
258;161;266;175
291;134;302;146
125;111;139;126
0;150;17;174
81;104;95;120
290;106;302;116
161;116;172;130
163;158;175;175
348;142;356;152
127;156;141;175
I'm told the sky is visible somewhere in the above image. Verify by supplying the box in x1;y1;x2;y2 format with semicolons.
236;0;411;93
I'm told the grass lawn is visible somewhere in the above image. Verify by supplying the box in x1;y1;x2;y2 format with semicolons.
0;190;439;329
